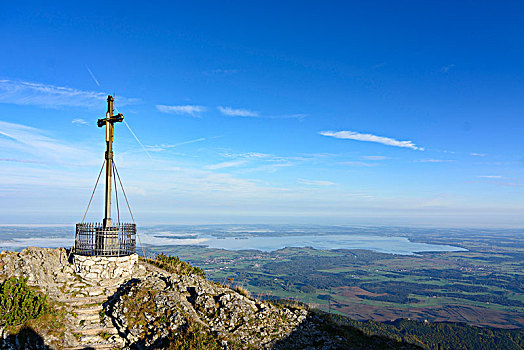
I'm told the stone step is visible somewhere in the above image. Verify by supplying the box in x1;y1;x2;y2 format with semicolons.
58;296;108;306
76;313;101;322
72;327;119;336
75;306;103;314
64;343;118;350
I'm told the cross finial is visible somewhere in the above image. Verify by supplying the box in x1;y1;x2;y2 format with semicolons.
97;95;124;127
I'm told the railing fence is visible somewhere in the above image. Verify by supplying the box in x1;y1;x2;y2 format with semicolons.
74;222;136;256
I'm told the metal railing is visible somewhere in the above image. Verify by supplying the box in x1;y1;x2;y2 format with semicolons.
74;222;136;256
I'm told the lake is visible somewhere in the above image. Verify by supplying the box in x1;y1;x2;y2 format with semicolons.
143;232;467;255
0;225;467;255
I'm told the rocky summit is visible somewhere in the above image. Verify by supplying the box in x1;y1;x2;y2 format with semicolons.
0;247;415;349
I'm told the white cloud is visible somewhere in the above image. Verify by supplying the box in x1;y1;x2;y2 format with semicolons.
0;79;139;108
363;155;389;160
72;118;88;126
416;159;454;163
471;153;487;157
340;161;377;167
156;105;206;117
212;152;304;174
266;113;308;120
144;145;166;152
0;158;45;164
217;106;259;117
146;138;207;152
477;175;502;179
222;152;272;159
0;120;96;165
205;160;248;170
217;106;307;119
297;178;336;186
170;138;207;147
320;130;423;151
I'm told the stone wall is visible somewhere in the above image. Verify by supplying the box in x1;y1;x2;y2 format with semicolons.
73;253;139;281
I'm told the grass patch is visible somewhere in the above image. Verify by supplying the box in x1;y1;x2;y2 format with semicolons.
98;331;112;340
233;285;251;298
145;253;206;278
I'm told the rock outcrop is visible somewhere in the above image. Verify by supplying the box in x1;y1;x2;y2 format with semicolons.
0;247;380;349
104;270;309;349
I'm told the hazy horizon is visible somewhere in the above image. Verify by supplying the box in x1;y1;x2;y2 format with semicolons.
1;2;524;228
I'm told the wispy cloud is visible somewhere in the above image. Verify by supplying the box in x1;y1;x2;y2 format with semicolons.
72;118;88;126
441;64;455;73
146;138;209;152
363;155;389;160
416;159;454;163
217;106;259;117
0;158;45;164
0;79;139;108
0;120;95;165
320;130;423;151
477;175;502;179
297;178;336;186
471;153;487;157
470;177;524;187
222;152;272;159
205;160;248;170
214;152;300;173
217;106;307;120
339;161;377;167
167;138;207;148
172;137;207;147
156;105;206;117
266;113;308;120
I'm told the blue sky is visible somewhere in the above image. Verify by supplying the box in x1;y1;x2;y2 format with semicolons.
1;1;523;227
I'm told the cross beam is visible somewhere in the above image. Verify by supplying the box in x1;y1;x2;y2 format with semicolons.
97;95;124;228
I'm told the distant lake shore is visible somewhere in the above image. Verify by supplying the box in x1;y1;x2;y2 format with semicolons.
147;233;467;255
0;225;470;255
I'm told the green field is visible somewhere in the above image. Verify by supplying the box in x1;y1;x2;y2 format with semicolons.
146;228;523;329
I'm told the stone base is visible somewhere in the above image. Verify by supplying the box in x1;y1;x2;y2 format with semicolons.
73;254;139;281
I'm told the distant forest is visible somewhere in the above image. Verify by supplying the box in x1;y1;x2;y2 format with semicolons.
326;310;522;349
274;300;523;349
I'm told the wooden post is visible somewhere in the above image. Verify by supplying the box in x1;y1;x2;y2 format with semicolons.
104;96;114;228
97;95;123;228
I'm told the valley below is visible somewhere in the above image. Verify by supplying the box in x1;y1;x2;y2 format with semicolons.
1;224;523;330
141;225;524;330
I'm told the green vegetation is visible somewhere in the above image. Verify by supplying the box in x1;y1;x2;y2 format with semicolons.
323;312;524;350
0;277;65;349
0;277;51;326
146;253;206;278
121;283;159;328
97;331;112;341
148;229;523;329
270;300;523;349
167;322;222;350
